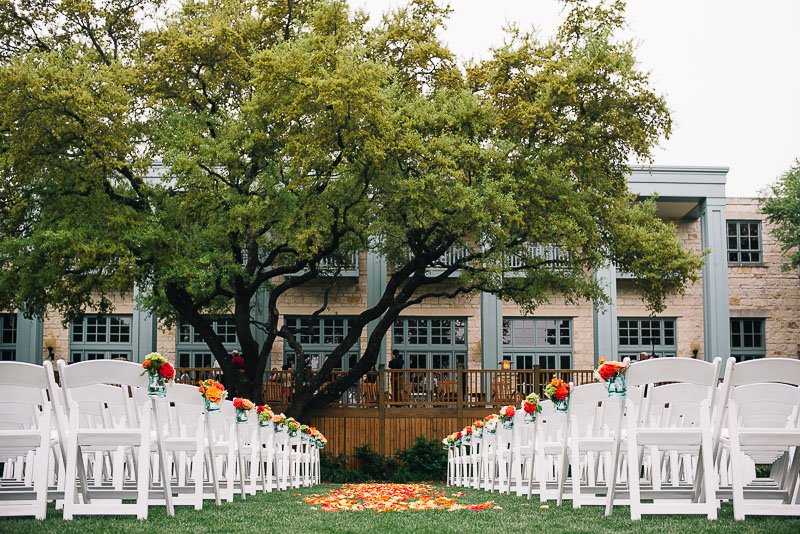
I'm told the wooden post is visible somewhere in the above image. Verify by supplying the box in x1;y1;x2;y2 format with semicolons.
456;363;464;427
533;364;541;397
378;364;386;455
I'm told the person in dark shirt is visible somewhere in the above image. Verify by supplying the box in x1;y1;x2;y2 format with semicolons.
388;349;404;401
365;365;378;384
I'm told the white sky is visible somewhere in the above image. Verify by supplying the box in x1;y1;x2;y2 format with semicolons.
356;0;800;198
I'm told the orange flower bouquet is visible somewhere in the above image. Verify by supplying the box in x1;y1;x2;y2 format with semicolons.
473;419;485;438
544;378;571;413
256;404;273;427
499;405;516;429
198;379;227;413
232;397;254;424
594;357;628;397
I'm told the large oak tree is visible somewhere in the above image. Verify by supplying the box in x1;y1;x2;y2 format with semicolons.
0;0;703;420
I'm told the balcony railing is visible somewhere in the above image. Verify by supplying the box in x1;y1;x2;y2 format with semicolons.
286;252;359;277
174;365;597;410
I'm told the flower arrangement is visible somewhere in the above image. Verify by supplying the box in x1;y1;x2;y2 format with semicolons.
233;397;254;411
499;405;515;429
522;392;542;422
544;378;571;413
484;414;499;434
232;397;254;423
272;412;285;432
473;419;484;437
198;379;227;411
286;417;300;436
141;352;174;398
256;404;273;426
462;426;473;443
594;357;628;397
300;424;310;441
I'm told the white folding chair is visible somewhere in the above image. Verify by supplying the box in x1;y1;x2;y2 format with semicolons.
557;382;624;509
55;359;167;520
0;362;54;519
721;358;800;519
528;399;568;503
509;408;538;496
614;357;721;520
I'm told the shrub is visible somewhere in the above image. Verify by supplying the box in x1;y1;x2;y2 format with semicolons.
320;437;446;483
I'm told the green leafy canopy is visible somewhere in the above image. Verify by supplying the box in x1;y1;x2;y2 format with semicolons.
0;0;703;418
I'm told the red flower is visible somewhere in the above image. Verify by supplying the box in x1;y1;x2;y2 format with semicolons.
257;405;264;413
504;406;515;418
159;361;175;380
555;384;569;400
456;431;462;439
232;355;245;369
523;402;535;413
598;363;615;380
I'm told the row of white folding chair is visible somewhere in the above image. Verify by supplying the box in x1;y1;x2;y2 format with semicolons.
0;363;54;519
715;357;800;519
606;357;722;520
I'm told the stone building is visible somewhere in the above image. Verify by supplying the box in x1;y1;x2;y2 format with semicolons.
4;166;798;370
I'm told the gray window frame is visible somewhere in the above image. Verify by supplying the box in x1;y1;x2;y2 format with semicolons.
283;316;360;370
730;318;766;362
0;313;17;361
70;314;133;362
618;317;677;360
177;316;240;368
727;220;762;264
392;317;468;369
502;317;573;370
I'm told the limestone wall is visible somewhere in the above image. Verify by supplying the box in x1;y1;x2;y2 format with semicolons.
616;218;705;360
727;198;800;358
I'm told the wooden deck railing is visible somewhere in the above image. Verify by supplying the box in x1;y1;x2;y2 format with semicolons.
174;364;597;410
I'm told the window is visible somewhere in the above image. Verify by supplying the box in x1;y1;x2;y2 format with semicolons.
70;314;133;362
0;313;16;361
618;318;677;359
392;318;468;369
283;316;360;370
502;318;573;369
179;317;237;344
728;221;762;263
176;316;239;369
730;318;766;362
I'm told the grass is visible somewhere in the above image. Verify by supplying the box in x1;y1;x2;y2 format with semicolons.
1;484;799;533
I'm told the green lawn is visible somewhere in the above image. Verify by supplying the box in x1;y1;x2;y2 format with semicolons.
2;484;799;533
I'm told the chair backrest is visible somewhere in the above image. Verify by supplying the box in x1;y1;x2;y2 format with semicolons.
567;382;614;438
730;357;800;387
626;357;721;388
0;361;50;390
58;359;148;389
362;383;378;404
731;383;800;429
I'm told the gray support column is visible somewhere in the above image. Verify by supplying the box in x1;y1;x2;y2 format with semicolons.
593;263;618;364
700;197;731;361
480;292;502;370
15;313;43;364
133;286;156;363
366;252;387;365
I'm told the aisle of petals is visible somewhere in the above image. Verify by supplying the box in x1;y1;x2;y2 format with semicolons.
303;484;500;512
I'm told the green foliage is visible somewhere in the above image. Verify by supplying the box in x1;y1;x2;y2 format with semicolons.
321;438;446;483
760;161;800;271
0;0;703;418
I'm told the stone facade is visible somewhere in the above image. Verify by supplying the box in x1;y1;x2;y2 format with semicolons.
726;198;800;359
